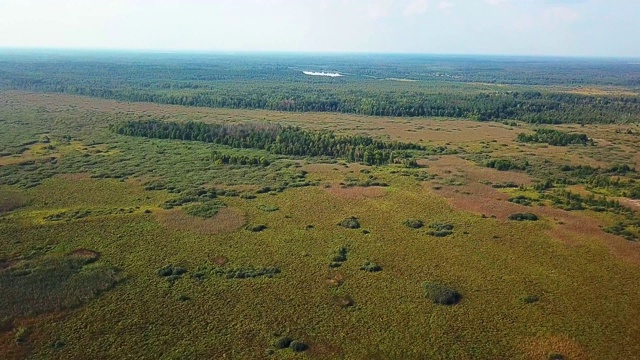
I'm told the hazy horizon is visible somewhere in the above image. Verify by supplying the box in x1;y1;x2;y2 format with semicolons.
1;0;639;57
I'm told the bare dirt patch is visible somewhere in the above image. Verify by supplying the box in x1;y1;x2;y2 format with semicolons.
156;207;246;235
522;335;589;360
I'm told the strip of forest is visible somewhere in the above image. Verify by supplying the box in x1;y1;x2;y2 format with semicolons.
111;120;437;166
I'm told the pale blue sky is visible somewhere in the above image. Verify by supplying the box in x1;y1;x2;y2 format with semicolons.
0;0;638;57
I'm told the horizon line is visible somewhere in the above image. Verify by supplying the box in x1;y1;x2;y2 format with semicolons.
0;46;639;61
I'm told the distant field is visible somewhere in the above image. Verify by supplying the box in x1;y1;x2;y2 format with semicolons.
1;90;640;360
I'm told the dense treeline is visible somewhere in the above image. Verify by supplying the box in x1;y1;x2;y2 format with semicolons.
210;151;271;166
1;52;640;124
517;129;591;146
111;120;428;165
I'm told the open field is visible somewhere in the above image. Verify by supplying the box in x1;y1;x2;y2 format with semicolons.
2;80;640;360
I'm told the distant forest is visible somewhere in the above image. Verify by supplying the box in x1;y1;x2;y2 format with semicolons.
1;52;640;124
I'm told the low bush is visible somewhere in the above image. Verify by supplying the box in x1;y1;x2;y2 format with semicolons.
51;339;65;350
193;265;281;280
360;261;382;272
246;224;268;232
258;205;279;212
273;336;293;349
330;247;348;264
183;201;226;218
289;340;309;352
508;213;539;221
423;282;462;305
508;195;533;206
521;295;540;304
404;219;424;229
14;326;30;344
339;217;361;229
156;265;187;278
428;223;454;237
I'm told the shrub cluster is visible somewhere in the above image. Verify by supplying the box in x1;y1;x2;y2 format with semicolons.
156;265;187;282
193;265;281;280
403;219;424;229
246;224;268;232
272;336;308;353
508;195;533;206
183;201;226;218
360;261;382;272
423;282;462;305
338;217;361;229
329;247;348;268
508;213;539;221
428;223;454;237
517;128;591;146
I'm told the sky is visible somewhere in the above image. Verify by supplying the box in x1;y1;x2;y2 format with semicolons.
0;0;638;57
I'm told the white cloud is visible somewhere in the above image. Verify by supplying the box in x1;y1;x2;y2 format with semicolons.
403;0;430;16
367;0;394;19
545;5;580;23
439;1;454;10
486;0;508;6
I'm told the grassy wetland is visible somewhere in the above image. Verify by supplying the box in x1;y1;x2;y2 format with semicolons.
1;54;640;359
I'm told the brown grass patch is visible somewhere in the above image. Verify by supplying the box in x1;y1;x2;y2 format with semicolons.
66;249;100;263
57;173;92;182
426;156;534;185
326;272;345;287
0;190;29;213
332;295;354;308
0;259;19;273
156;207;246;235
213;256;228;266
522;335;589;360
427;165;640;265
325;185;387;200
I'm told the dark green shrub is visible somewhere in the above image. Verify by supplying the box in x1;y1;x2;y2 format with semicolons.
404;219;424;229
339;217;360;229
330;247;348;263
492;182;519;189
273;336;293;349
156;265;187;278
508;213;539;221
508;195;533;206
258;205;279;212
517;128;590;146
485;159;526;171
522;295;540;304
423;282;462;305
360;261;382;272
246;224;267;232
428;223;454;237
289;340;309;352
14;326;30;344
184;201;225;218
51;339;65;350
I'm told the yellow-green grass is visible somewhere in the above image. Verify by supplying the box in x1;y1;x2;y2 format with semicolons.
2;174;640;359
2;92;640;359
